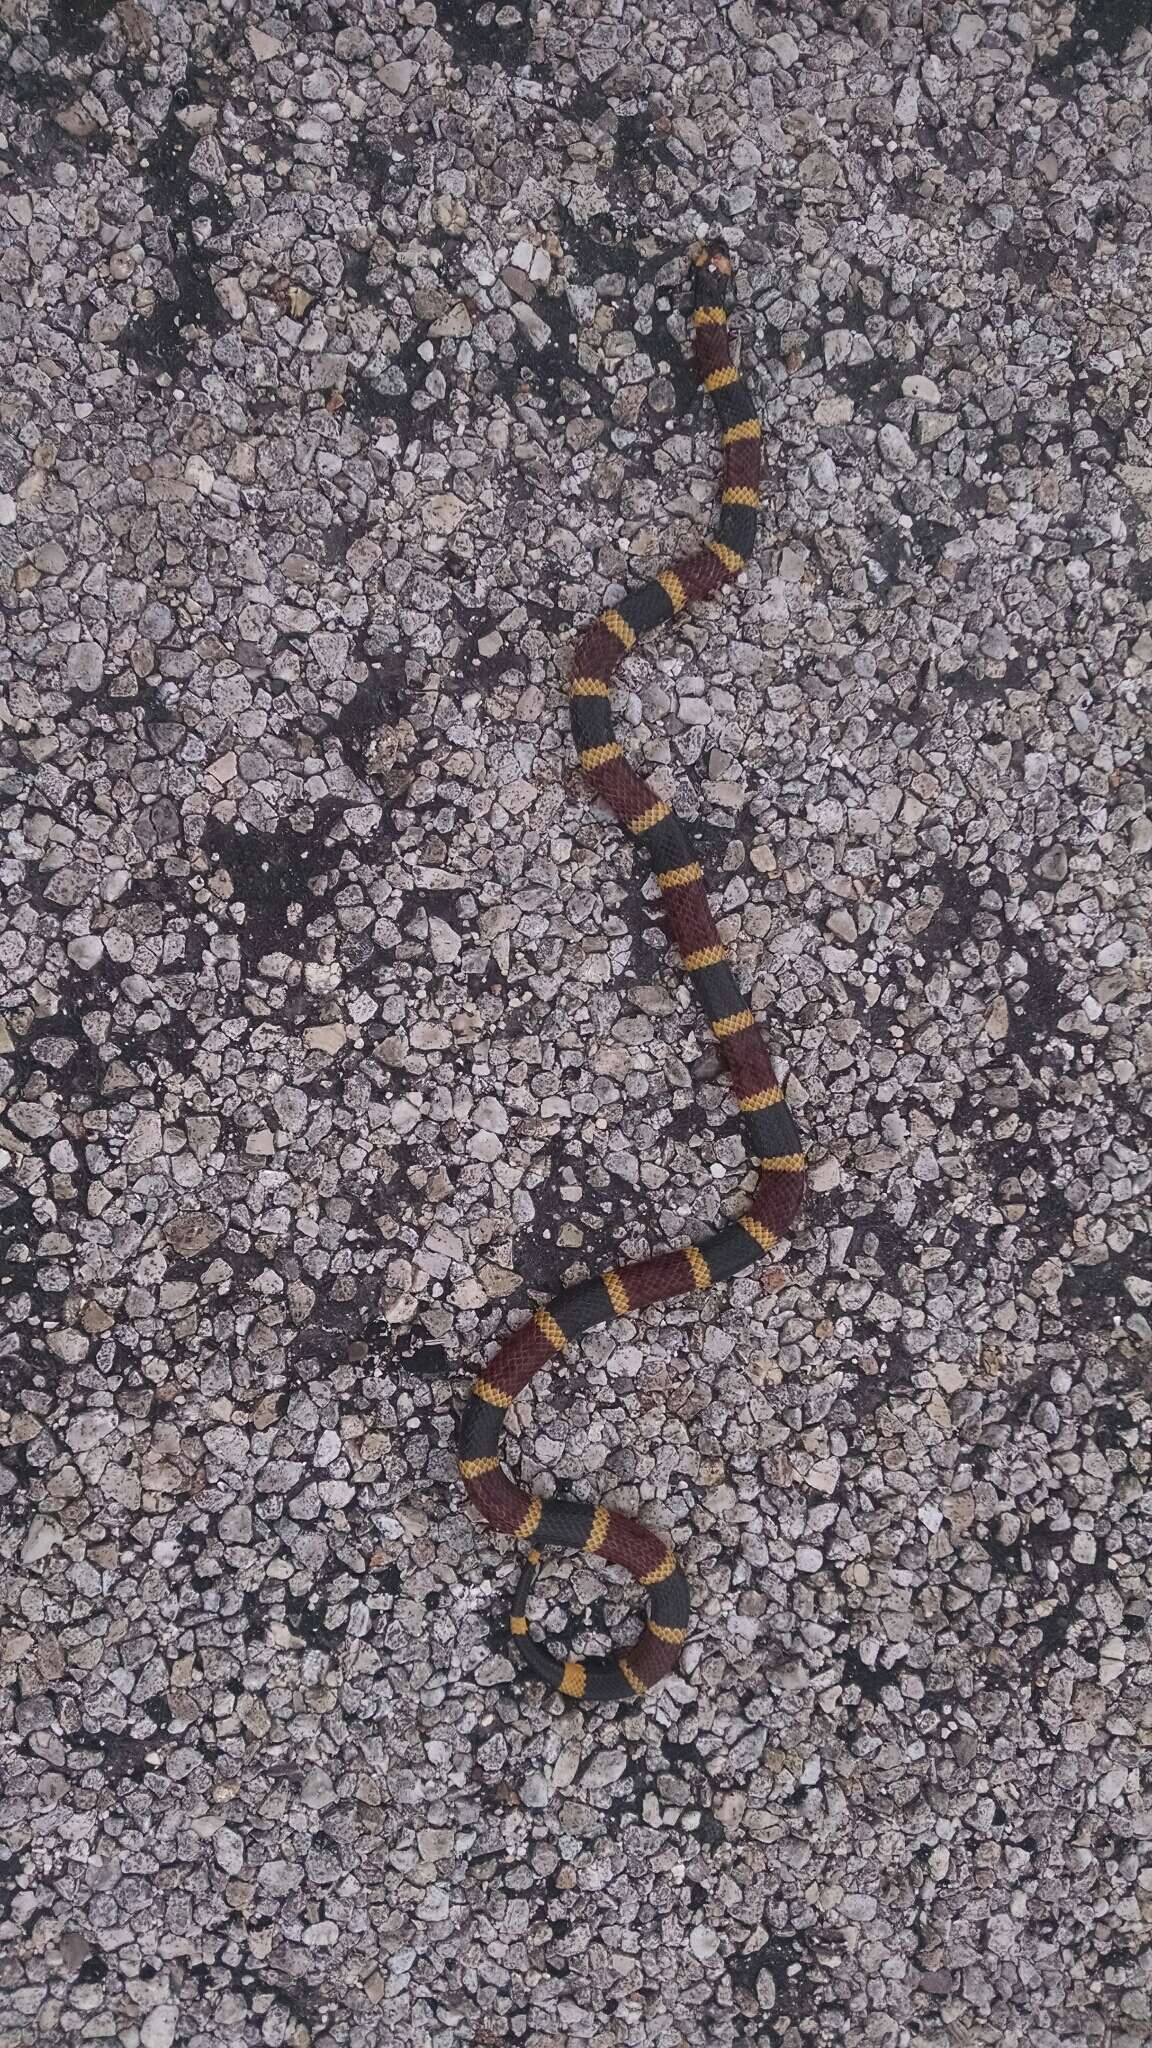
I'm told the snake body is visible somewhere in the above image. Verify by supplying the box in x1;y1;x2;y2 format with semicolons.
457;243;806;1702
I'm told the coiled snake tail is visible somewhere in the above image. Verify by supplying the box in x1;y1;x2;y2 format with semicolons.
457;242;806;1702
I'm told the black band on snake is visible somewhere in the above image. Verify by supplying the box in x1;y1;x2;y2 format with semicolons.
456;243;806;1702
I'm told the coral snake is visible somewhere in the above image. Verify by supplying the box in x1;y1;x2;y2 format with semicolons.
456;242;806;1701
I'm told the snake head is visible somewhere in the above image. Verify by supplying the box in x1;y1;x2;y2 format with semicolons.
691;236;734;273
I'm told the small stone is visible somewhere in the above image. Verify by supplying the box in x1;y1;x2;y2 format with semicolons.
380;60;415;92
795;1546;823;1573
479;1264;520;1300
140;2010;177;2048
953;13;985;52
428;917;461;964
310;632;350;680
472;1654;514;1684
825;329;872;369
67;641;104;690
8;1101;56;1139
214;1827;244;1874
808;1156;841;1192
304;1023;348;1053
727;1;757;39
433;193;467;234
22;1516;64;1565
0;494;15;526
770;1660;808;1694
806;1457;840;1494
48;1328;89;1364
56;102;99;139
878;423;916;472
418;1828;454;1860
894;74;920;126
797;149;841;188
67;935;104;969
768;31;800;65
919;411;957;447
125;1112;164;1162
165;1211;224;1257
216;276;247;321
581;1748;627;1791
512;300;552;351
814;395;854;425
1098;1638;1125;1686
689;1925;721;1960
421;493;467;535
985;995;1009;1040
299;1767;337;1810
247;26;283;58
429;301;472;339
902;374;940;404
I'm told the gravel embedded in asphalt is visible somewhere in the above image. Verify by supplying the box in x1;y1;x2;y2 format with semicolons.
1;2;1150;2044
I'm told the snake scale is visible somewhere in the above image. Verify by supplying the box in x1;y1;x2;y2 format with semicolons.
456;243;807;1702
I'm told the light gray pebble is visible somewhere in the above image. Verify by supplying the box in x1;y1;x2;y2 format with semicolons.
878;423;917;472
299;1767;337;1810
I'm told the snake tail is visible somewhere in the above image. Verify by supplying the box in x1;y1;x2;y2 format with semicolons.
457;241;806;1703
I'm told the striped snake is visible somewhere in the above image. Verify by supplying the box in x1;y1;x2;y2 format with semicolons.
456;242;806;1701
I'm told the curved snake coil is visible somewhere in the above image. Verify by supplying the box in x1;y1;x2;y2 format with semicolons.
457;242;806;1702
